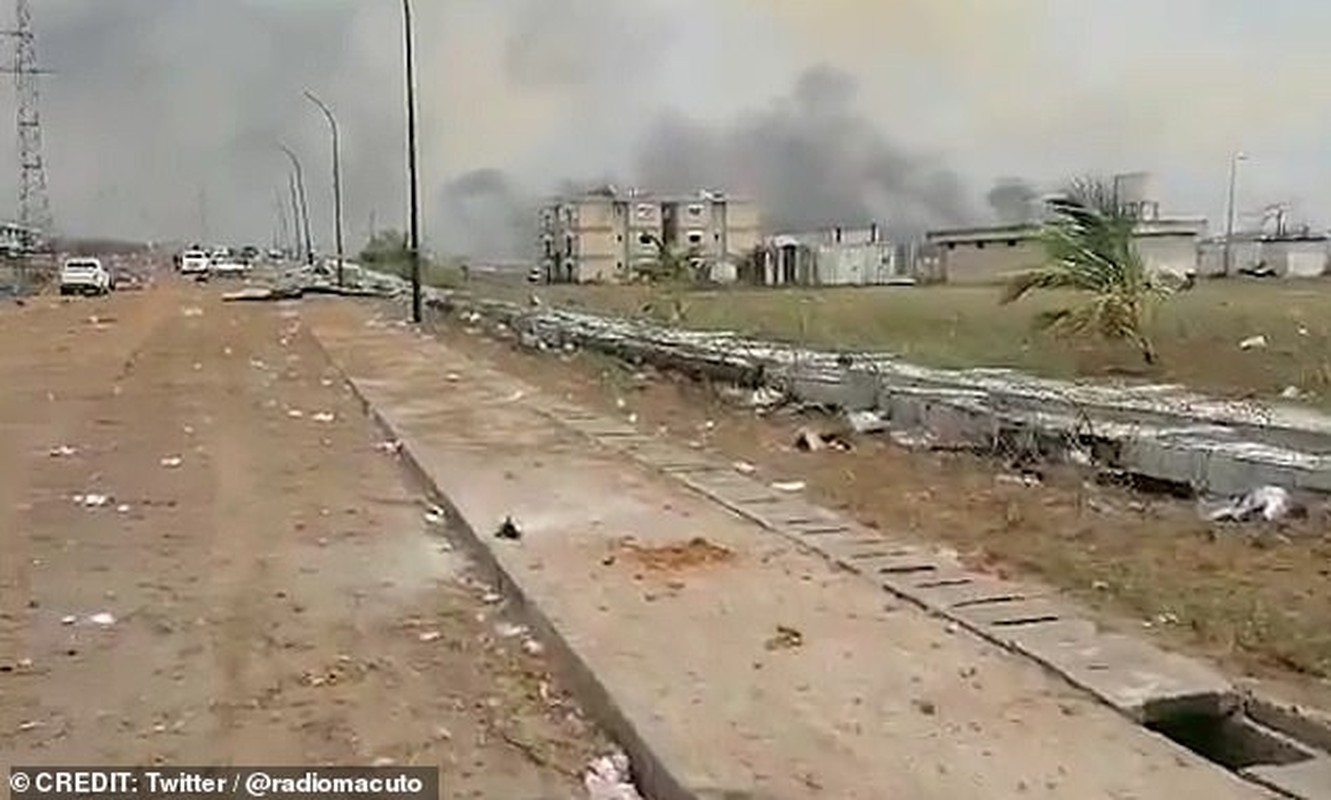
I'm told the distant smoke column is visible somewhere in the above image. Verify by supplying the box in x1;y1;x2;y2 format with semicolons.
9;0;53;235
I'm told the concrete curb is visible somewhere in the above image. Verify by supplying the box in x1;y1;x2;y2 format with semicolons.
310;332;696;800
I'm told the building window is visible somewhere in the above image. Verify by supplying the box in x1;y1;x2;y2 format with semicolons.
945;243;956;250
687;231;703;245
1007;240;1017;247
687;204;704;217
636;203;653;218
714;232;720;241
616;234;623;242
976;242;986;250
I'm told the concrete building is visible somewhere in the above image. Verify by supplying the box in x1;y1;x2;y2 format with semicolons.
537;189;759;284
1198;233;1328;278
755;224;905;286
0;222;41;258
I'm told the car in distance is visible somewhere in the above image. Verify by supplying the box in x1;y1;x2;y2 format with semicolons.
180;249;210;275
59;257;111;296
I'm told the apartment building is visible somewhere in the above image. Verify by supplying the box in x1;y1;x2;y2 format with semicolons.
537;189;760;283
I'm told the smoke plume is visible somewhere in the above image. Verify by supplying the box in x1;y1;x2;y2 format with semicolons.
635;65;973;238
985;178;1041;224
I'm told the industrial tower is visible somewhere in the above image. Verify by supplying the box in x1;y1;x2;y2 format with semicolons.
4;0;52;236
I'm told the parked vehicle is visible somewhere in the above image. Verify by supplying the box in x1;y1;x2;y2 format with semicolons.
210;256;249;277
59;258;111;296
180;250;210;275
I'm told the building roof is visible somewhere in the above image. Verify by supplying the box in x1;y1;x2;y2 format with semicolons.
927;217;1207;244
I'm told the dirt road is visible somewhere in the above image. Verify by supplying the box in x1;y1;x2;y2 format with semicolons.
0;283;603;796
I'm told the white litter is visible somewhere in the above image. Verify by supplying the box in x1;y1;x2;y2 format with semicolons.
482;592;502;605
844;410;888;434
1239;335;1268;351
88;612;116;627
522;639;545;656
60;615;76;625
320;378;333;387
445;373;461;383
159;456;183;468
1280;385;1303;400
583;751;643;800
418;631;442;643
286;409;305;419
74;493;110;508
733;461;757;475
311;412;336;423
48;445;77;458
376;440;402;454
423;506;446;525
181;307;203;317
116;504;131;514
1206;485;1295;523
495;622;527;639
771;480;806;493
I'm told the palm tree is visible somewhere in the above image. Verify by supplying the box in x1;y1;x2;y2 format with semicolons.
1001;176;1175;365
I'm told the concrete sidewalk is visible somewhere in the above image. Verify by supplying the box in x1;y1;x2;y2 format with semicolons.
311;305;1270;800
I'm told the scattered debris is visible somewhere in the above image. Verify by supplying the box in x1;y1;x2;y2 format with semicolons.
375;440;402;454
771;480;806;493
1280;385;1304;400
495;622;527;639
522;639;544;656
583;751;644;800
764;624;804;651
311;412;336;424
482;592;503;605
844;409;888;434
423;505;446;525
495;516;523;541
159;456;183;469
417;630;442;643
88;612;116;627
1238;334;1268;351
996;472;1041;487
286;409;305;419
912;698;938;716
73;493;110;508
48;445;77;458
749;386;786;410
1205;485;1296;523
732;461;757;475
60;615;76;625
181;306;204;317
794;427;852;452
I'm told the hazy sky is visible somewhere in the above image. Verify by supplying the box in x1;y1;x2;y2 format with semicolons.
5;0;1330;255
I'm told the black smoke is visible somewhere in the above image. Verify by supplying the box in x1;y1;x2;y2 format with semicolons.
986;177;1040;223
633;65;973;238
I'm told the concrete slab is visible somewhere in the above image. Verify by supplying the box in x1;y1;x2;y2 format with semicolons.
1243;758;1331;800
312;310;1271;800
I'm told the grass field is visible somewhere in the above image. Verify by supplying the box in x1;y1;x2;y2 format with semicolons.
471;278;1331;405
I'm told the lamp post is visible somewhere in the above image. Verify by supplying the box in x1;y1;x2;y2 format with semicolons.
278;144;315;266
402;0;422;324
304;91;345;287
1222;151;1248;277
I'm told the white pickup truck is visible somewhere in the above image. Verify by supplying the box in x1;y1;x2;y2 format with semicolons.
59;258;111;296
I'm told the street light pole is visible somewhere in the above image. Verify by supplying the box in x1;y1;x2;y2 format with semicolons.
402;0;423;324
304;91;345;287
1223;151;1247;277
279;144;315;266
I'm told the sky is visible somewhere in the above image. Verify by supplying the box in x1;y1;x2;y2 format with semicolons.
4;0;1331;256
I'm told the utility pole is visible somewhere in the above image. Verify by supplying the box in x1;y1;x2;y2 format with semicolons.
279;144;314;266
1;0;53;242
402;0;423;323
1222;151;1247;277
288;173;302;261
304;90;345;287
275;189;290;256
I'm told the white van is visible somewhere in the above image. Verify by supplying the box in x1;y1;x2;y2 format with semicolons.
59;258;111;296
180;250;210;275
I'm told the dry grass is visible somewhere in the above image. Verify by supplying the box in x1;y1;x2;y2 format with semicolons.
473;278;1331;404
